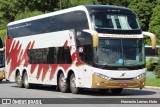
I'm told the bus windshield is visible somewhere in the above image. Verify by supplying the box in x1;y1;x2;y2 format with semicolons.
92;13;141;34
94;38;145;68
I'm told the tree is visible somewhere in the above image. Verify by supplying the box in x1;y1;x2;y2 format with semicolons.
149;3;160;45
0;0;18;29
15;10;43;21
128;0;157;31
59;0;98;9
97;0;131;7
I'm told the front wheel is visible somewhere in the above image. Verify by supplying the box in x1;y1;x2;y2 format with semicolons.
0;79;2;82
111;88;123;94
70;74;81;94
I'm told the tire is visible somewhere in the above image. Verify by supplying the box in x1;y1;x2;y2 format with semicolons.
70;73;81;94
58;73;69;93
111;88;123;94
16;72;24;88
23;72;32;89
98;89;109;94
0;79;2;82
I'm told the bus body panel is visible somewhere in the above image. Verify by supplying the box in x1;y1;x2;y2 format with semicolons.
6;5;147;90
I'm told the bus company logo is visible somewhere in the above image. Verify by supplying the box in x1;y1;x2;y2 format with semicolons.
120;73;126;77
2;99;11;104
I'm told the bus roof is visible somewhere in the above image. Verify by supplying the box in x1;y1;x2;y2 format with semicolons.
8;5;134;26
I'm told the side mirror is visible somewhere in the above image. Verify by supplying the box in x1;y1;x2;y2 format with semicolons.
143;32;156;49
82;30;99;48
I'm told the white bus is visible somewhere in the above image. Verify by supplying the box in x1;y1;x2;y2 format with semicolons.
6;5;156;94
0;38;5;82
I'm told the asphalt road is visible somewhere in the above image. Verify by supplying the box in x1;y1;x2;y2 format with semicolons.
0;80;160;107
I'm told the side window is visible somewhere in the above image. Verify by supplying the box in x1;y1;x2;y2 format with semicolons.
28;46;72;64
76;32;93;65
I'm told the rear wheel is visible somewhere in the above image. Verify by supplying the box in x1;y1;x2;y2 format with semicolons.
70;73;81;94
58;73;69;93
16;72;24;88
23;72;32;89
111;88;123;94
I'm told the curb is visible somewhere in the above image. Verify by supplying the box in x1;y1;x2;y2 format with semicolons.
145;86;160;90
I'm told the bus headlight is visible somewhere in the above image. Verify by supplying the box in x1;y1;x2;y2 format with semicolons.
94;72;111;80
136;73;145;79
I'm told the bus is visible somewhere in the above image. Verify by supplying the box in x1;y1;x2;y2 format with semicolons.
5;5;156;94
145;45;160;70
0;38;5;82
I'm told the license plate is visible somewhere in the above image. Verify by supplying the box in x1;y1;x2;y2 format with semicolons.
118;82;128;87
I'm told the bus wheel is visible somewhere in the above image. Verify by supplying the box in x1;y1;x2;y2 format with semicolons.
111;88;123;94
0;79;2;82
58;73;69;93
70;73;81;94
23;72;31;89
16;72;24;88
98;89;109;94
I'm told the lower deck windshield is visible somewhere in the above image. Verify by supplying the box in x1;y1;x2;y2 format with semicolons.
94;38;145;68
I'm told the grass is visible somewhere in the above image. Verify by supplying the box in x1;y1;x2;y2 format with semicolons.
145;78;160;87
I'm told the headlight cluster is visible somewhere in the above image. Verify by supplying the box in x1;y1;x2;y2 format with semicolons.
94;72;111;80
136;73;145;79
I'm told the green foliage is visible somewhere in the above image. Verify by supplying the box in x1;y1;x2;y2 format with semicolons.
15;10;43;21
149;3;160;45
59;0;98;9
0;29;6;45
145;78;160;86
153;49;160;78
97;0;131;7
146;57;155;71
128;0;157;31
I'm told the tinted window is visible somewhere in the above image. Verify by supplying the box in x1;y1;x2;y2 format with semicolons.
28;47;72;64
8;11;89;38
145;47;158;56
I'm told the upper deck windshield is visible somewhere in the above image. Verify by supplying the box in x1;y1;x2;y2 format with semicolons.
92;12;141;34
94;38;145;69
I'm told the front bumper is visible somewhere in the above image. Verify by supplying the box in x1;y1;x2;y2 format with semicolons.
0;71;5;80
91;74;145;89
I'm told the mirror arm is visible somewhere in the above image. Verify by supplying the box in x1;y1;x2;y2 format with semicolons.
143;32;156;49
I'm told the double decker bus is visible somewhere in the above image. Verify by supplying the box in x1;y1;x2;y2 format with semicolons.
0;38;5;82
6;5;156;94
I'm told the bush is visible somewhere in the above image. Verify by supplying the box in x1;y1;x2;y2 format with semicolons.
146;57;155;71
154;59;160;78
0;29;6;45
153;49;160;78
